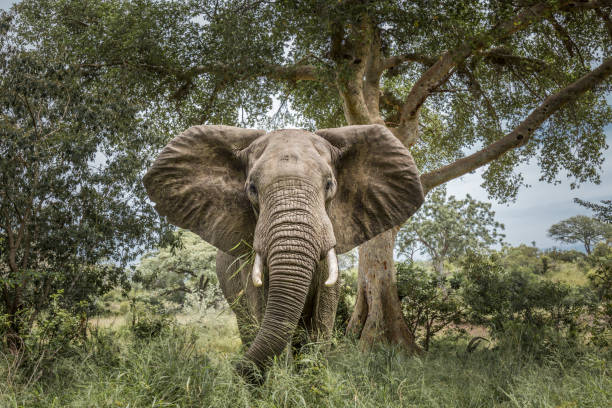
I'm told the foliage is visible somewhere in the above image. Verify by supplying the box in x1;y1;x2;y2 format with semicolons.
1;291;87;386
396;262;465;351
1;318;610;407
133;230;223;310
128;294;174;339
334;267;357;333
575;197;612;224
397;188;504;276
548;215;610;254
0;9;178;348
586;243;612;347
459;251;595;356
545;247;587;263
7;0;610;201
498;244;547;275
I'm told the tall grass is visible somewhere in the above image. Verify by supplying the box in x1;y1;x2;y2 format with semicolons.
1;319;609;408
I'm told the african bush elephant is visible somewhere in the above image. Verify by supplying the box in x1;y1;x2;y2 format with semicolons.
143;124;424;380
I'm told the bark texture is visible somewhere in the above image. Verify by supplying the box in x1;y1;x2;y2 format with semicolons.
347;228;419;352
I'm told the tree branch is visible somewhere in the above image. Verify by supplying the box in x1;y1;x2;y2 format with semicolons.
420;56;612;192
382;53;437;71
395;2;564;144
79;60;324;101
559;0;612;11
480;47;549;72
548;15;587;67
457;67;502;131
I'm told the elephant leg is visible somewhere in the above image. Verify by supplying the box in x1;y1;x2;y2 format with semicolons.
216;250;264;348
293;259;340;352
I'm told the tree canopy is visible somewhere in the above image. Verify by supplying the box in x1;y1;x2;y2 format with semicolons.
548;215;610;254
9;0;611;200
396;189;505;276
575;197;612;224
0;7;174;343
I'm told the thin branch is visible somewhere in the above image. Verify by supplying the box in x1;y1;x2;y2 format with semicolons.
382;53;437;71
457;67;502;132
480;47;549;72
17;94;38;134
420;56;612;191
548;15;587;67
594;7;612;39
79;60;324;101
508;65;545;99
560;0;612;11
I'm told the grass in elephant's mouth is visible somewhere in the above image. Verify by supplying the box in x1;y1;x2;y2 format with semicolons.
1;315;610;408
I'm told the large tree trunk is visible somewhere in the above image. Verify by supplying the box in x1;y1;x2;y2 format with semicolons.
346;229;419;352
334;18;421;352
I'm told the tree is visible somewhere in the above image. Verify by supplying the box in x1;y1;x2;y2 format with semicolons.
134;230;223;309
0;10;173;348
397;189;505;279
548;215;610;254
11;0;611;350
574;198;612;224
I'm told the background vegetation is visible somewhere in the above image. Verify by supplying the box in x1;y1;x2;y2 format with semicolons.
1;0;611;406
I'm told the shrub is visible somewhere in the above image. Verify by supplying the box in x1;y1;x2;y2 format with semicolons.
586;244;611;347
1;291;87;385
128;295;174;339
396;262;466;350
460;252;594;356
546;248;587;263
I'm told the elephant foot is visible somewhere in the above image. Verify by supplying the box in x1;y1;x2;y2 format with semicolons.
233;358;264;386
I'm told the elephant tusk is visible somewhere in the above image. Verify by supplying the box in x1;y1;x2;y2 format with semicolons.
324;247;338;287
252;252;263;287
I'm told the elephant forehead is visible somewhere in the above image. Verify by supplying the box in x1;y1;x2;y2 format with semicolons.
249;130;334;176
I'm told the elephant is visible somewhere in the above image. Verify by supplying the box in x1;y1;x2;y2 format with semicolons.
143;124;424;381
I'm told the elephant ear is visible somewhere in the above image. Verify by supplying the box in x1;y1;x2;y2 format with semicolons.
315;125;424;254
143;125;266;254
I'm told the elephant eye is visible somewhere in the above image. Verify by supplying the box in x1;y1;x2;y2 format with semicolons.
325;179;334;192
248;183;257;196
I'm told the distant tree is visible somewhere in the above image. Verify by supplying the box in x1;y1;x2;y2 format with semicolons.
397;189;504;279
548;215;609;255
574;198;612;224
134;230;222;309
0;13;172;349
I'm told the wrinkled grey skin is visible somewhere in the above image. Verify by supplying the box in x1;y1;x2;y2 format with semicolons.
143;124;424;380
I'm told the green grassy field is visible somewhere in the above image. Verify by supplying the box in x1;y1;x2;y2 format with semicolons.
2;311;609;408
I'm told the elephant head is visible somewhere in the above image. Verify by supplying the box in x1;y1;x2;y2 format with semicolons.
143;124;424;373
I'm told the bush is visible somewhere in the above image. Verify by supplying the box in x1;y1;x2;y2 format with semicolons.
396;262;465;350
460;252;594;356
128;295;174;339
586;243;612;347
1;291;87;385
546;248;587;263
499;244;548;275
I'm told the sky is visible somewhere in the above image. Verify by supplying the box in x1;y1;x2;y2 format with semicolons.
2;0;610;251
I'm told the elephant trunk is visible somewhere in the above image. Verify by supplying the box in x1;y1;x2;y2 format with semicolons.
243;178;327;372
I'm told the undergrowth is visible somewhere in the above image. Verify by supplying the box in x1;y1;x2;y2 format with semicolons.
1;323;609;408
